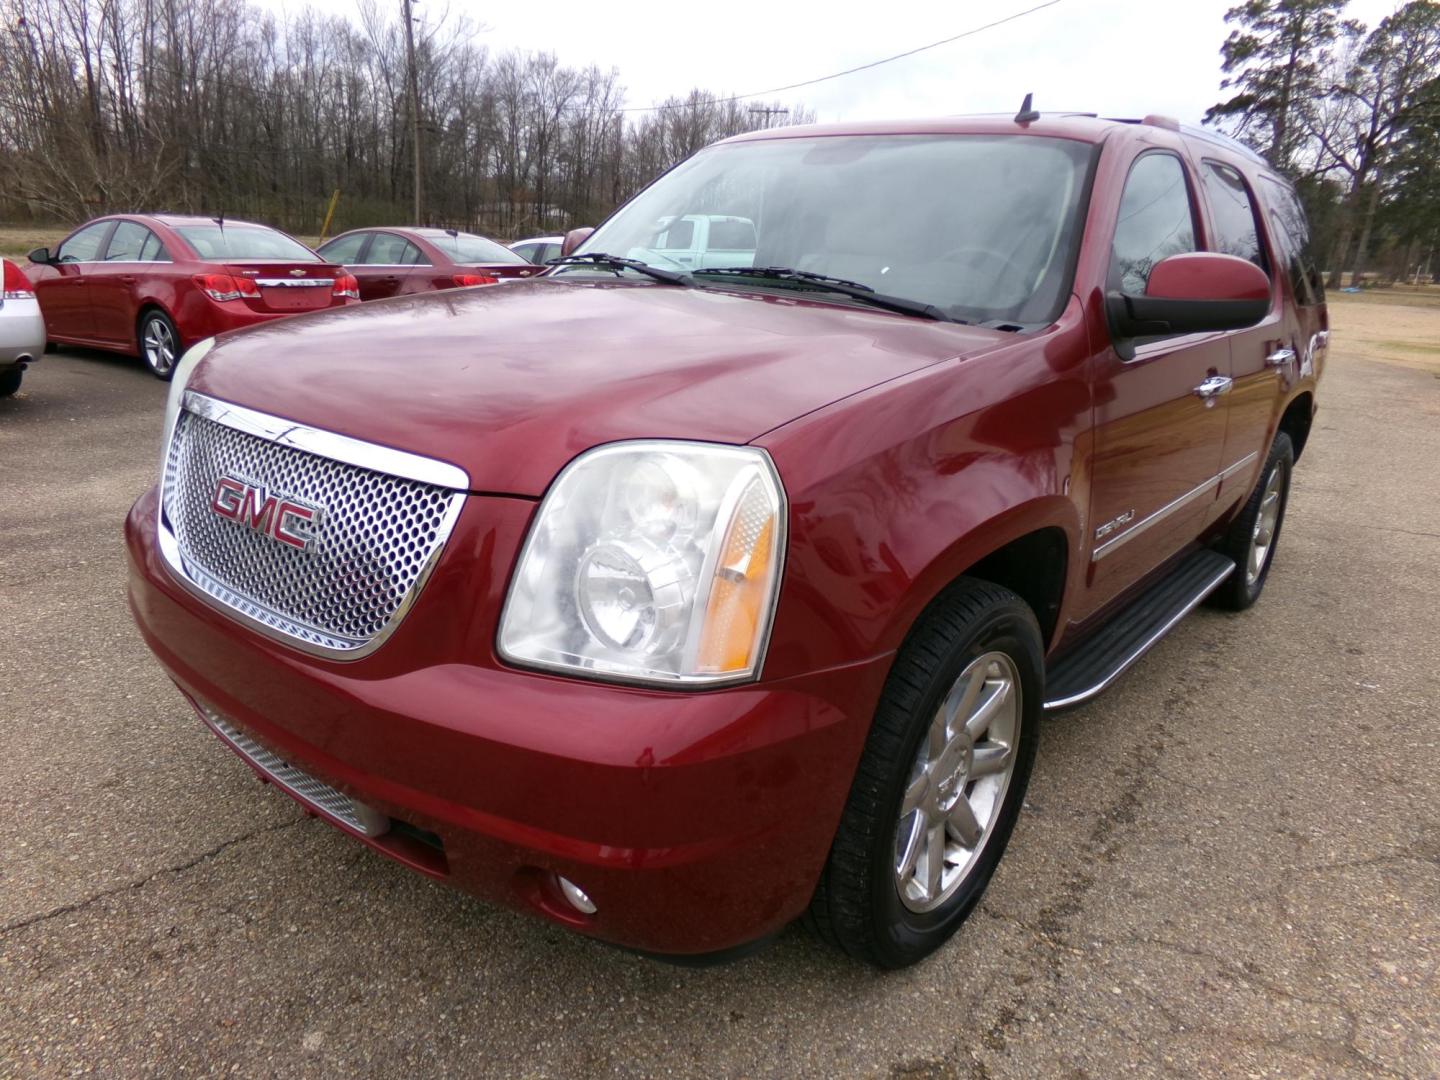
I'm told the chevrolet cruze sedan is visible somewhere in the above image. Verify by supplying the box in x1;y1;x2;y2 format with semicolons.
26;215;359;379
317;227;539;302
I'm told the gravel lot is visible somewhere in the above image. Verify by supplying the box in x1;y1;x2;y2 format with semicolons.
2;296;1437;1078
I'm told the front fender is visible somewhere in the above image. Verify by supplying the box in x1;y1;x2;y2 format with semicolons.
757;311;1091;680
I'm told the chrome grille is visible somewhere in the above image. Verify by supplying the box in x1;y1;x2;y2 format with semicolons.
160;396;465;657
197;702;388;837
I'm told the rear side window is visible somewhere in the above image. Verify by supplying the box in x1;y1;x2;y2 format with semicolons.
365;233;428;265
1110;153;1197;295
1201;162;1267;273
318;232;369;264
56;222;111;263
1260;177;1325;306
138;231;170;262
105;221;167;262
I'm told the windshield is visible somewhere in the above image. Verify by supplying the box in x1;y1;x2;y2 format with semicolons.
176;225;320;262
567;134;1095;326
427;231;529;265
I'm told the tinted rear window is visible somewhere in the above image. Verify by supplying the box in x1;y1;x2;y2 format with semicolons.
1260;178;1325;306
1202;162;1267;273
428;232;527;264
176;225;319;262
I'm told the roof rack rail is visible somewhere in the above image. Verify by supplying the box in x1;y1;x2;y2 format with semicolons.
1177;123;1269;166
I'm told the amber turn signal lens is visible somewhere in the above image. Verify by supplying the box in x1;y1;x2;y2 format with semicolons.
697;479;779;675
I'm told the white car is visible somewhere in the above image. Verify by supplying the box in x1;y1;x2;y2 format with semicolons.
0;259;45;397
632;214;758;271
508;236;565;265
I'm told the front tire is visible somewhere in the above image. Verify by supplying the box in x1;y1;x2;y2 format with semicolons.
138;309;181;380
807;578;1043;968
1209;431;1293;611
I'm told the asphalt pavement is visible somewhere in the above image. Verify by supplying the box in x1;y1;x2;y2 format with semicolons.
1;308;1436;1078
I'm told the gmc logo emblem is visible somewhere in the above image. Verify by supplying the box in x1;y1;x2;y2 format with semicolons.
211;474;321;552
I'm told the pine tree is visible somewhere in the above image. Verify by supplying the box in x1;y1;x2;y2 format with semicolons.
1205;0;1352;170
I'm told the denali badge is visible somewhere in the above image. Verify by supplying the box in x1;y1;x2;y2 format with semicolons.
211;474;321;552
1094;509;1136;541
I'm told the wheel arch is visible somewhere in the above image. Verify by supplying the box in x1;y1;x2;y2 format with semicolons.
135;301;179;336
877;498;1080;662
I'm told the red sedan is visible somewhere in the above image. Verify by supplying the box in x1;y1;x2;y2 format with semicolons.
316;227;540;301
26;215;358;379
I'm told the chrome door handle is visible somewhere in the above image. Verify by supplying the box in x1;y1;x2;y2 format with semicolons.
1193;375;1233;399
1266;348;1297;366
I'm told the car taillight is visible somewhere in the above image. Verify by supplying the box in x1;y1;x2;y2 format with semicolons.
333;273;360;300
2;259;35;299
194;273;260;302
452;273;498;288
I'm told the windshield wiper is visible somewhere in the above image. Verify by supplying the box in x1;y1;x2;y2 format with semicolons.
692;266;962;323
546;252;692;285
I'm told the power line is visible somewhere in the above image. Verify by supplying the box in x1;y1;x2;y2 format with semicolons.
606;0;1065;114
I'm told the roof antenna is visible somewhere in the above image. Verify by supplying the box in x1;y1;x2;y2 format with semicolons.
1014;92;1040;125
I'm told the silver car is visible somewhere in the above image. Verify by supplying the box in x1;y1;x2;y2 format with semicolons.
1;258;45;397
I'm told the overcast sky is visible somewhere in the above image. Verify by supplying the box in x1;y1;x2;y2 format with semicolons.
440;0;1400;124
268;0;1401;126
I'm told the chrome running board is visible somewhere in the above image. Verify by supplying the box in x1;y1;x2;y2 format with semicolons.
1043;549;1235;711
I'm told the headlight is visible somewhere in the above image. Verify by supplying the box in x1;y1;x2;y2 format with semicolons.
159;336;215;474
499;441;786;686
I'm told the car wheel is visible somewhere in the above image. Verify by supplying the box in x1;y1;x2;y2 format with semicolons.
0;367;21;397
138;309;181;380
806;578;1043;968
1208;431;1293;611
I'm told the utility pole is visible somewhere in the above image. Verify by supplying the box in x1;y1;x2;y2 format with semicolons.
747;106;789;128
402;0;423;223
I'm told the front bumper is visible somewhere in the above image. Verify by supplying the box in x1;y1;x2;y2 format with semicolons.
125;486;890;955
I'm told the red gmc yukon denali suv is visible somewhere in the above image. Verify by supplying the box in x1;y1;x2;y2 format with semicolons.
125;113;1327;968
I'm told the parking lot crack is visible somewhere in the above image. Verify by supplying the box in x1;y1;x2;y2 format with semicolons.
0;818;303;936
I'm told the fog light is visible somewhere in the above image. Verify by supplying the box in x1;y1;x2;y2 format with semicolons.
557;876;597;915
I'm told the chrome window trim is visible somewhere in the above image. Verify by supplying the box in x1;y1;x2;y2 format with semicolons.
157;393;470;662
183;392;469;489
1092;451;1259;561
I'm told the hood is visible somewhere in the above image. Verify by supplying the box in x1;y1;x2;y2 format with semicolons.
189;279;1010;495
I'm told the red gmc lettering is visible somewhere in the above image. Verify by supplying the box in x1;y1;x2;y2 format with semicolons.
211;476;317;551
272;502;316;550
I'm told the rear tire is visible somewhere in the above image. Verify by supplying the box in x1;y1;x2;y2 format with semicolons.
1209;431;1293;611
806;578;1043;968
138;309;181;380
0;368;21;397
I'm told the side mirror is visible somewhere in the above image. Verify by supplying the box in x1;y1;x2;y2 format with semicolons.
27;247;51;265
1107;252;1269;358
560;227;594;258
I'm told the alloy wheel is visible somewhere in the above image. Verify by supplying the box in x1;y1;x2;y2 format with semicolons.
142;317;176;376
894;651;1021;913
1246;464;1283;585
